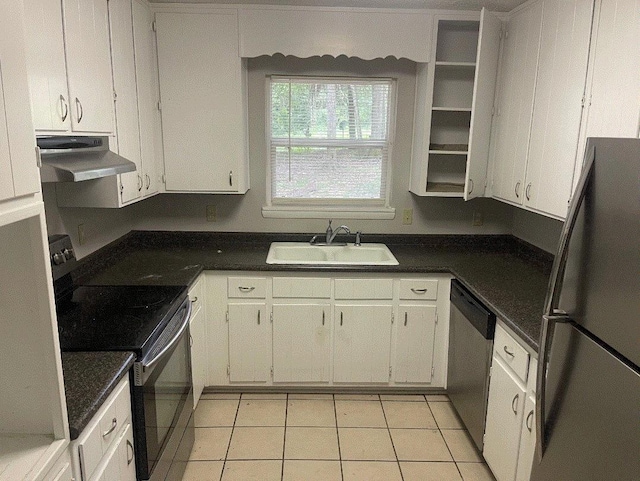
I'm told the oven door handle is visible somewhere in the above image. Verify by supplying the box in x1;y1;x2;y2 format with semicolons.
143;298;192;371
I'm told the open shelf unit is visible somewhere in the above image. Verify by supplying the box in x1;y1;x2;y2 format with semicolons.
410;10;501;199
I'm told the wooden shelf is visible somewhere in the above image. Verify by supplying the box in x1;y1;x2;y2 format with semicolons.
429;150;468;155
429;143;469;152
435;61;476;67
425;182;465;196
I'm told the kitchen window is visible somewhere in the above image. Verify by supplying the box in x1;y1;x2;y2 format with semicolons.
263;76;396;219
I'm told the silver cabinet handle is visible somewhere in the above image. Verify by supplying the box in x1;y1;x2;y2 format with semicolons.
229;170;233;186
411;288;427;294
189;334;193;348
75;97;83;123
340;312;343;326
511;394;519;415
526;410;534;432
404;312;407;326
59;94;68;122
102;418;117;437
257;310;261;325
503;346;515;357
191;296;198;304
137;175;143;192
468;178;474;195
322;310;325;326
145;173;151;190
126;439;134;465
525;182;532;201
515;181;521;198
238;286;255;293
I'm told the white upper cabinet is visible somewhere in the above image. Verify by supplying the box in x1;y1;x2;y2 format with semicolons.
62;0;115;133
582;0;640;140
156;10;249;193
523;0;594;219
0;0;40;204
23;0;70;132
24;0;114;134
490;0;543;205
410;10;501;198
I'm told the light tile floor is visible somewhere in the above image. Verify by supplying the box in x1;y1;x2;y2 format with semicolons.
183;393;496;481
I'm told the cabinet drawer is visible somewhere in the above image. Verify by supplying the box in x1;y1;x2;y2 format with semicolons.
77;376;131;481
334;279;393;300
272;277;331;298
189;274;205;314
494;324;530;382
398;279;438;300
228;277;267;298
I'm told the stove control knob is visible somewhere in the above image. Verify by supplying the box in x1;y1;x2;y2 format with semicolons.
62;248;75;260
52;252;67;265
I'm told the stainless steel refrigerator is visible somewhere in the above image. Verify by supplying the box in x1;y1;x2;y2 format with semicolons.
531;138;640;481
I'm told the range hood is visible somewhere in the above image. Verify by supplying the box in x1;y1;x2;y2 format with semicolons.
38;136;137;182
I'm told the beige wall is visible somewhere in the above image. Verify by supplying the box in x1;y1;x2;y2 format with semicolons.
45;55;516;258
511;208;563;253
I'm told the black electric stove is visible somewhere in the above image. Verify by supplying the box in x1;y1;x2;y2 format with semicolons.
56;284;187;357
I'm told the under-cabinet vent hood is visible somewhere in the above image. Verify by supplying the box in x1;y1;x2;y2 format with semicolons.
38;136;136;182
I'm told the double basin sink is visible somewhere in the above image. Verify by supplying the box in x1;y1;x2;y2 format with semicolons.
266;242;399;266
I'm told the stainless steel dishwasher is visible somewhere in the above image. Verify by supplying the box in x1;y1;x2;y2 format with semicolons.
448;279;496;451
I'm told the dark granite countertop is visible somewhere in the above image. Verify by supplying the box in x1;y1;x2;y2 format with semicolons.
75;231;553;351
61;351;136;440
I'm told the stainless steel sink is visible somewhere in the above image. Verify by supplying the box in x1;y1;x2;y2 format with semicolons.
266;242;399;265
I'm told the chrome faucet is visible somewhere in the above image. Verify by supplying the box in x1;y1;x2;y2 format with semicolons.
325;219;350;245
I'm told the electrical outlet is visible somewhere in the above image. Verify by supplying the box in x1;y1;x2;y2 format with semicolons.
473;211;484;226
78;223;86;245
402;208;413;225
206;205;217;222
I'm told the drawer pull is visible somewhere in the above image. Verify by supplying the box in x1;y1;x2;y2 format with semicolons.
322;310;325;326
511;394;519;415
127;439;134;465
257;310;261;325
189;334;193;348
191;296;198;304
238;286;255;293
410;288;428;294
526;410;534;432
103;418;117;437
404;312;408;326
340;312;343;326
503;346;515;357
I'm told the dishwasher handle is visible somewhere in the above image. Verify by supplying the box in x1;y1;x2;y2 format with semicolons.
450;279;496;340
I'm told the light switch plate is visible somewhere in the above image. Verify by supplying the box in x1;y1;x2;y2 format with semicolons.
402;208;413;225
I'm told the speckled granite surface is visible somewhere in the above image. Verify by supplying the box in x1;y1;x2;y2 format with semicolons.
61;351;135;440
74;231;553;350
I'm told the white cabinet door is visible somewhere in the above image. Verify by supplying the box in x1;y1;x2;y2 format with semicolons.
63;0;114;133
228;303;270;382
156;11;248;192
109;0;142;204
189;306;206;408
584;0;640;140
23;0;71;132
0;0;40;202
515;395;536;481
272;304;331;383
523;0;594;219
333;304;393;383
465;8;502;200
132;0;161;198
394;305;437;383
491;1;543;205
484;355;526;481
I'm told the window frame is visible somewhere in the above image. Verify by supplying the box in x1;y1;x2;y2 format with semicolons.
263;75;397;219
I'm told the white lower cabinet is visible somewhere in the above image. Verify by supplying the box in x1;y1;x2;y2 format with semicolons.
228;303;270;383
394;305;437;383
483;323;537;481
333;304;393;383
70;376;134;481
205;272;450;389
43;451;73;481
189;274;206;409
272;303;331;383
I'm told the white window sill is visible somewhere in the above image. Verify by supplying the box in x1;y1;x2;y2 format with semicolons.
262;205;396;220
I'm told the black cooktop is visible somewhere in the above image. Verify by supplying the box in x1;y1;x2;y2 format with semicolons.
56;285;187;357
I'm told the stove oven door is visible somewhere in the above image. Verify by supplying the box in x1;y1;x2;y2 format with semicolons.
132;299;195;481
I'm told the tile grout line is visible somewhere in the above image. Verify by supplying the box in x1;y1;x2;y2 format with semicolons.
219;395;242;481
379;395;405;481
280;393;289;481
333;394;345;481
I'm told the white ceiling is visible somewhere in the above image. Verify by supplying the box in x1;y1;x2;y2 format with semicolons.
149;0;529;13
